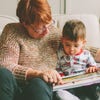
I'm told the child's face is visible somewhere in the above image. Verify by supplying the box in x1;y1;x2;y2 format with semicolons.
61;38;86;56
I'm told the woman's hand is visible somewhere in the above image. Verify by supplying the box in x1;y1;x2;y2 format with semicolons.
26;68;63;85
86;66;98;73
40;69;63;85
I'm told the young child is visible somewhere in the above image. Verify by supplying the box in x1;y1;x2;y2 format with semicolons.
56;19;99;100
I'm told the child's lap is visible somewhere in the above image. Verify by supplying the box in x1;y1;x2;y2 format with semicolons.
68;84;99;100
55;84;99;100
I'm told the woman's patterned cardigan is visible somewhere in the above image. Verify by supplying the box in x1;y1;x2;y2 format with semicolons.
0;23;61;82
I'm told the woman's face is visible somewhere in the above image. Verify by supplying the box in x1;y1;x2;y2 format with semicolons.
24;23;49;39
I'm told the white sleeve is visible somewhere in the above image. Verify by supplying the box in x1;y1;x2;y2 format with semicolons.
87;51;97;67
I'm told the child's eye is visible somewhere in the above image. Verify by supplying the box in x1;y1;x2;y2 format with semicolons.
74;45;79;47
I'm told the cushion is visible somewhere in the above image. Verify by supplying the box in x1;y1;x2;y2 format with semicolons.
85;46;100;63
0;15;18;36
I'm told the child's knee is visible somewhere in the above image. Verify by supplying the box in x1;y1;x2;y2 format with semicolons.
55;89;80;100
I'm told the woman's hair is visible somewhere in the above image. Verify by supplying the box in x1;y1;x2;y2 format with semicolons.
16;0;52;25
62;19;86;41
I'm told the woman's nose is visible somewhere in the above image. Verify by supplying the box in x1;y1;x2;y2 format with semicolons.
46;27;49;33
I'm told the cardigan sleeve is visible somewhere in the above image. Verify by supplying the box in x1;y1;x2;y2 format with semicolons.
0;24;29;81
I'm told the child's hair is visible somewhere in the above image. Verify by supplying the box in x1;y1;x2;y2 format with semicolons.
62;19;86;41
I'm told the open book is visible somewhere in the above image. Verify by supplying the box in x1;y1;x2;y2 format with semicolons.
53;71;100;91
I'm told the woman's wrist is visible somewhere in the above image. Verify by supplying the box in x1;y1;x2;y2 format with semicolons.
25;68;43;80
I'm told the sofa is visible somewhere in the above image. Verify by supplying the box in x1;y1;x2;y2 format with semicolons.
0;14;100;47
0;15;18;35
0;14;100;63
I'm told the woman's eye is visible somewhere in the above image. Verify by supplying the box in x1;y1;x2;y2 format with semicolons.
65;44;70;46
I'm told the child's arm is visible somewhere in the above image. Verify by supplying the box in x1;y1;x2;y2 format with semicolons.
86;50;98;73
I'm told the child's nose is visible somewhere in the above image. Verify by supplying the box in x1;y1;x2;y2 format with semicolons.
70;46;74;50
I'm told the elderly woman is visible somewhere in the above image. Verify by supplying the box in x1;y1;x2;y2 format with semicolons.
0;0;83;100
0;0;63;100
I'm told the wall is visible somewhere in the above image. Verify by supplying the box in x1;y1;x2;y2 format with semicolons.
0;0;64;17
47;0;65;14
48;0;60;14
0;0;100;17
0;0;17;17
66;0;100;17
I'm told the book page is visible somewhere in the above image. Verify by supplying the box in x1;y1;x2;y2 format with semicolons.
53;71;100;91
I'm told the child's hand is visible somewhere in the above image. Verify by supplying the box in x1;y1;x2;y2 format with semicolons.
86;66;98;73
